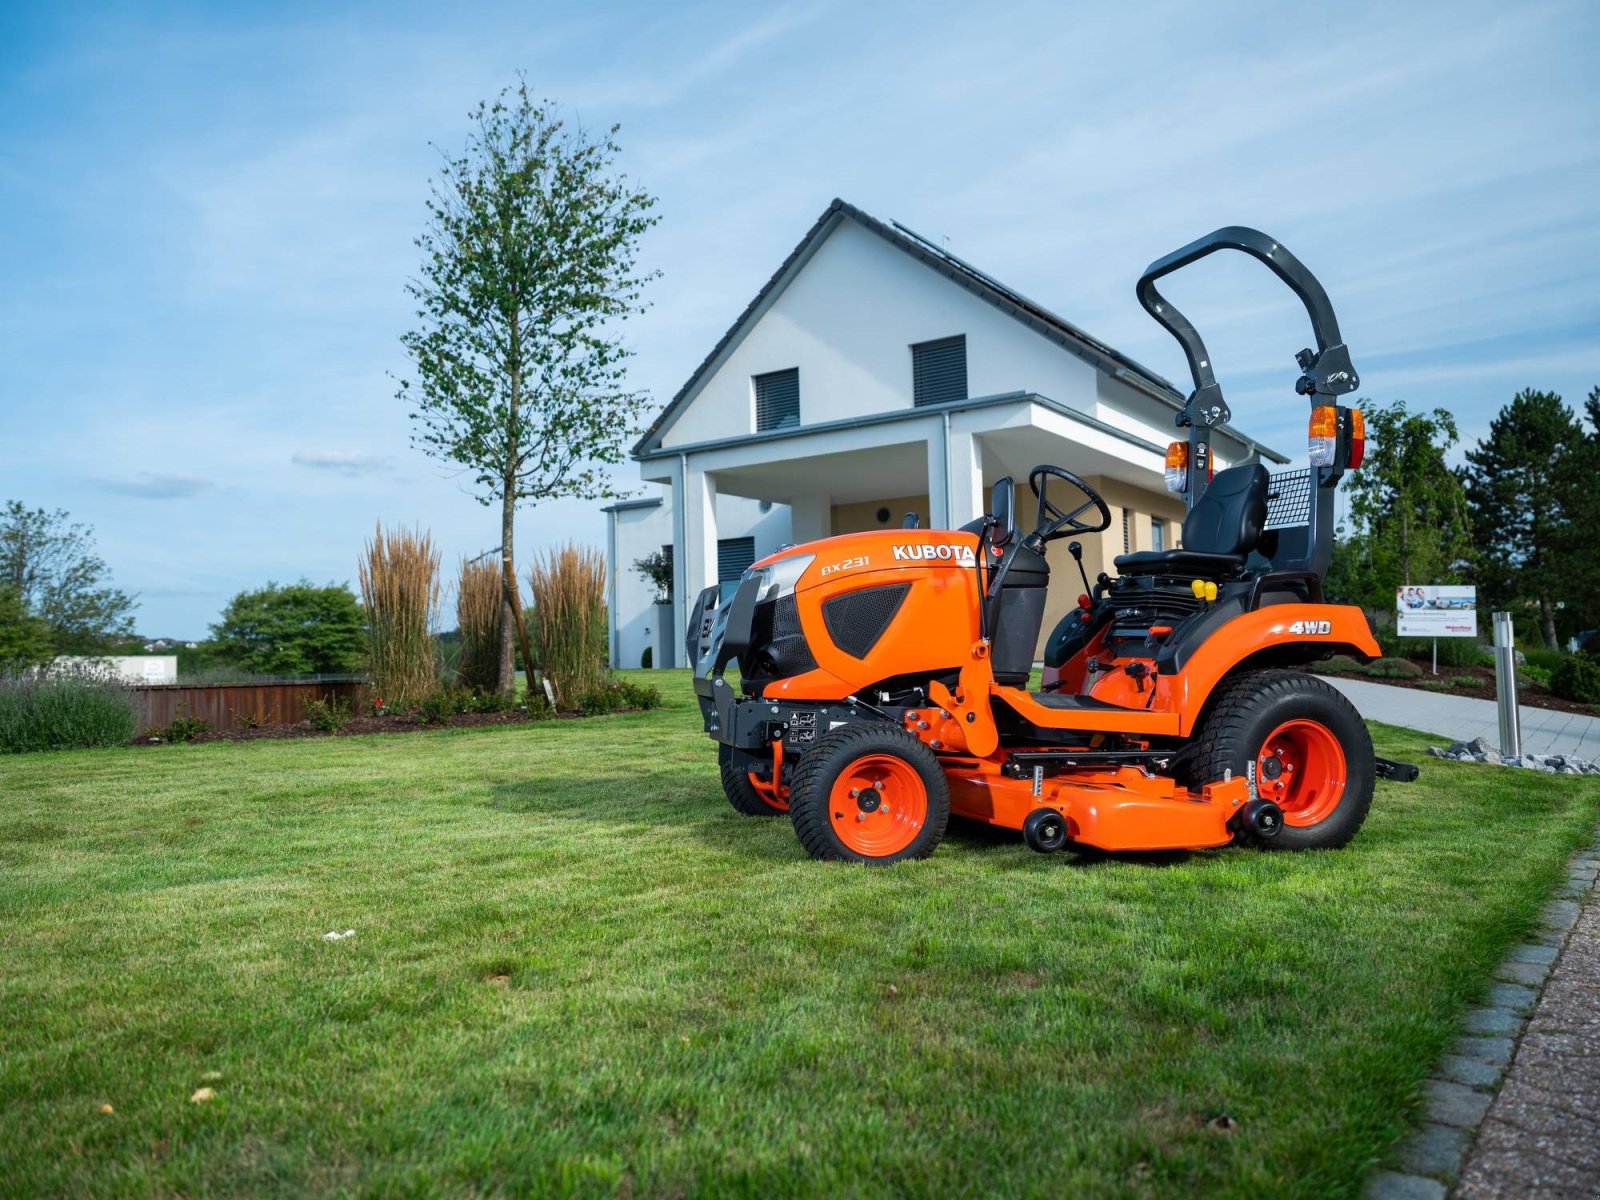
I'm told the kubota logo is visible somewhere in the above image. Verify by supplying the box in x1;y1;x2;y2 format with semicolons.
892;543;976;563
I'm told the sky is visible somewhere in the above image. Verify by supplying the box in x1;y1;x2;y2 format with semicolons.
1;0;1595;638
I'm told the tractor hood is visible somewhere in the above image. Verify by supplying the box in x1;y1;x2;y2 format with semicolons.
747;530;985;596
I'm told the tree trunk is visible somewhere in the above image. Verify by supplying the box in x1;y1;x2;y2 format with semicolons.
1538;592;1559;651
497;484;517;695
497;328;538;699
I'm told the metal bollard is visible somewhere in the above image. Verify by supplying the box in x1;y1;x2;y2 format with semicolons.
1492;611;1521;758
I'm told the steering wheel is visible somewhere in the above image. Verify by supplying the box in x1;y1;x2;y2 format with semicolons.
1028;465;1112;542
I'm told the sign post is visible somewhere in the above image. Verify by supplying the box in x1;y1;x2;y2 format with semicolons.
1396;585;1478;674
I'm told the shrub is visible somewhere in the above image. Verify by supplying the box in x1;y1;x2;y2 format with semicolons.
0;670;140;753
417;690;457;725
1361;656;1424;679
360;524;441;709
1310;654;1364;675
1522;647;1566;674
455;556;503;692
575;677;663;716
612;678;661;710
640;645;652;670
159;713;211;743
467;688;515;714
527;545;608;709
305;696;353;732
1520;664;1553;688
1550;654;1600;704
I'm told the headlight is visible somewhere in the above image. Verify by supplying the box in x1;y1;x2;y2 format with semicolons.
747;552;814;601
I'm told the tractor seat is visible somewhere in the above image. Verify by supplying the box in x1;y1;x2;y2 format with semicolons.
1114;463;1269;580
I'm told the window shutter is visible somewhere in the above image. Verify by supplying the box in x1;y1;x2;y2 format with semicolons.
1122;510;1132;553
717;537;757;583
912;335;967;407
754;369;799;431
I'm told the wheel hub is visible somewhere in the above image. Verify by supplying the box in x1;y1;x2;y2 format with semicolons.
856;787;882;813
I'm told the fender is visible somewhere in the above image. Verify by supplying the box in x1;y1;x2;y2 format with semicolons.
1171;603;1379;735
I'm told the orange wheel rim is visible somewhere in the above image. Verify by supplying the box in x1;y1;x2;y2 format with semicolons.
827;754;928;856
1255;719;1347;826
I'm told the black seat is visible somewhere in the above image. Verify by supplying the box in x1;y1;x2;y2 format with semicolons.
1115;463;1269;579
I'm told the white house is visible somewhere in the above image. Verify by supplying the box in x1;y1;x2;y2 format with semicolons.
606;199;1285;670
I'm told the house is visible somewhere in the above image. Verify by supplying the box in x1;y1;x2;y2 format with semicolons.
606;199;1285;669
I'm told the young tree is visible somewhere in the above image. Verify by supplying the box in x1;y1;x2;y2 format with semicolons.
1325;401;1473;613
210;582;366;676
1462;389;1585;649
0;502;136;653
0;585;55;669
397;82;659;693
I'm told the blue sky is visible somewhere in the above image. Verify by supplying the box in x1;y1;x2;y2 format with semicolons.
2;0;1595;637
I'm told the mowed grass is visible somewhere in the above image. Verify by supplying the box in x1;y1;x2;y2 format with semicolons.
1;672;1596;1199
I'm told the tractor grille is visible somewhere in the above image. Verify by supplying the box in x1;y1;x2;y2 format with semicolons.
1265;469;1312;530
823;584;910;659
748;594;818;679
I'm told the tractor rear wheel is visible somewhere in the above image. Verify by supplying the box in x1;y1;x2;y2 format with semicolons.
719;745;786;815
1184;669;1374;850
786;725;950;864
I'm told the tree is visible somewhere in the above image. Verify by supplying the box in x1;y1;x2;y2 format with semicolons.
210;582;366;676
0;585;54;669
1462;389;1585;649
633;549;673;604
397;82;659;693
1324;401;1473;613
0;502;136;653
1551;385;1600;634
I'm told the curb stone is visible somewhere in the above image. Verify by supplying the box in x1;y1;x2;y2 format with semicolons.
1365;828;1600;1198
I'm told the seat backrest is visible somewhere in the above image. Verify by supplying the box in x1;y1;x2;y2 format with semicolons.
1181;464;1269;557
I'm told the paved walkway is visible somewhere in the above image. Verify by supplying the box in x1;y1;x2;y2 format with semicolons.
1327;677;1600;759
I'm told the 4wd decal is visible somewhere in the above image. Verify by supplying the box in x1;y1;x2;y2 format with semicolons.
1286;619;1333;636
892;543;976;564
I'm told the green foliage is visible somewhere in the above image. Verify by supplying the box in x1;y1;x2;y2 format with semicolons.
0;501;136;653
1362;656;1424;679
1462;390;1586;649
576;676;663;715
1375;634;1485;669
1550;653;1600;704
639;645;652;670
1325;401;1472;612
158;713;211;743
1308;654;1363;675
417;690;457;725
1520;664;1553;688
304;697;353;732
1522;647;1566;674
0;586;54;669
0;670;139;753
632;549;673;604
210;581;366;677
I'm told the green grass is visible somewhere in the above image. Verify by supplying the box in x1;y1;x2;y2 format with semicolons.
1;670;1596;1198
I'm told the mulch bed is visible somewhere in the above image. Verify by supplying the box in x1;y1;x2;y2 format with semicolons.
130;707;642;747
1323;660;1600;718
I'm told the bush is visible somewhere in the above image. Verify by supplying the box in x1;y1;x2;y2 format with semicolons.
527;545;608;709
1361;656;1424;679
305;696;353;732
0;671;140;753
640;645;652;670
575;677;663;716
417;690;457;725
1309;654;1364;675
1378;633;1485;669
455;556;503;692
1522;647;1566;674
159;713;211;743
1550;654;1600;704
360;524;441;709
1520;664;1553;688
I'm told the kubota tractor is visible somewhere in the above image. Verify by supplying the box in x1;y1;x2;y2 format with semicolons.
687;227;1418;864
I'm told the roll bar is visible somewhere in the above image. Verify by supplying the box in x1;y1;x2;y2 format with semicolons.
1135;226;1359;508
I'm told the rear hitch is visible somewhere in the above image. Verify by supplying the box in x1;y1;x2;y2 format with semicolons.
1374;757;1420;783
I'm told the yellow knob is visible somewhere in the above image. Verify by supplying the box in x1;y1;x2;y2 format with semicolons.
1205;581;1219;602
1191;579;1206;599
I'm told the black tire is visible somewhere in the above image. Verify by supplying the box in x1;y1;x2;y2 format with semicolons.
786;724;950;864
719;744;786;816
1183;669;1374;850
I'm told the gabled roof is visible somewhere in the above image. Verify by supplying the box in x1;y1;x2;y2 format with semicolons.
633;198;1285;463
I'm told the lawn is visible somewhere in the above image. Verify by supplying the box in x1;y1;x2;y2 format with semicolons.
2;671;1596;1199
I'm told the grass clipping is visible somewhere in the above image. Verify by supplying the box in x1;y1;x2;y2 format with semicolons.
527;544;607;709
359;524;441;708
455;556;502;692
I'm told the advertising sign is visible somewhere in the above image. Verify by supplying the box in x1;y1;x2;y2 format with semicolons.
1396;585;1477;638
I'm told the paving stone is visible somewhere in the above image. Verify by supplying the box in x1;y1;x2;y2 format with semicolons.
1397;1121;1471;1179
1437;1053;1502;1089
1424;1078;1493;1128
1506;942;1559;965
1461;1006;1520;1036
1366;1171;1446;1200
1493;960;1548;987
1452;1034;1514;1065
1541;898;1581;929
1486;981;1538;1012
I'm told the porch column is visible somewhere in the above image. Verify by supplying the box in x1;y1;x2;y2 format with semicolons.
946;427;985;528
790;492;830;543
674;459;718;650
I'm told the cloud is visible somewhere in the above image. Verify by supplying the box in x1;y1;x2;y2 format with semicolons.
291;450;392;476
95;473;213;499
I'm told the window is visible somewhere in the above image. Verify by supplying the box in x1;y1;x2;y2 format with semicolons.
754;368;799;431
912;335;967;407
716;537;757;601
1122;509;1132;553
1150;518;1165;552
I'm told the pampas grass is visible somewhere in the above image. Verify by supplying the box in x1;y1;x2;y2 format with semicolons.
455;556;503;691
359;524;441;708
527;544;608;708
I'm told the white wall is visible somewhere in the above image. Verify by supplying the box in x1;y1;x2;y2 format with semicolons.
661;218;1102;448
53;655;177;684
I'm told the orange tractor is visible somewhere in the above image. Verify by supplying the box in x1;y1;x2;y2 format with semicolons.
687;227;1417;863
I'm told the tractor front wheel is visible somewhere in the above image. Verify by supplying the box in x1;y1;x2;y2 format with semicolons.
1185;669;1374;850
719;745;787;815
786;725;950;864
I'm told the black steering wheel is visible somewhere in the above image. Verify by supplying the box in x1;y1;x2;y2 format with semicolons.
1028;465;1112;542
